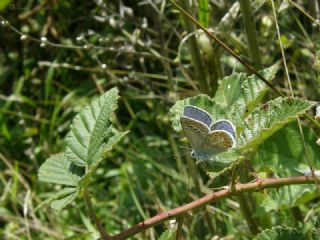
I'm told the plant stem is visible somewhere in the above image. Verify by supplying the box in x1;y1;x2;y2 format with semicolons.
108;176;320;240
239;0;262;69
237;193;259;234
178;0;209;94
83;190;110;239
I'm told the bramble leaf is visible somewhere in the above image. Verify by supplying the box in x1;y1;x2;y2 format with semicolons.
38;87;127;211
239;97;315;150
65;87;119;167
38;154;82;186
37;187;78;212
253;122;320;173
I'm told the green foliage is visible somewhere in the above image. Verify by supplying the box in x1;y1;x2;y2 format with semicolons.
65;87;120;167
170;65;314;174
170;64;279;133
239;97;315;150
37;187;78;212
198;0;210;27
255;185;317;215
253;122;320;174
253;226;304;240
216;63;279;126
158;228;177;240
2;1;320;239
37;88;127;211
38;154;82;186
253;123;320;215
0;0;11;10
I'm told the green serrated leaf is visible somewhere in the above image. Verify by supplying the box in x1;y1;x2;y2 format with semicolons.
50;189;78;212
253;122;320;174
103;130;129;155
239;97;315;150
255;185;317;215
37;187;78;212
201;148;239;174
78;129;129;186
38;154;83;186
65;87;119;167
91;129;129;168
230;64;279;127
253;226;304;240
215;72;246;108
242;63;279;114
169;94;226;132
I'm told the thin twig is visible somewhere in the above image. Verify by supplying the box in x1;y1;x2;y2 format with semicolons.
108;176;320;240
83;190;111;239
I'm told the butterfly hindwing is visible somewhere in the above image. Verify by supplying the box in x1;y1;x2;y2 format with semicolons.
205;130;235;154
211;119;236;140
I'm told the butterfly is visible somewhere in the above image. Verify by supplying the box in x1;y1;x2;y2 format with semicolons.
180;105;236;161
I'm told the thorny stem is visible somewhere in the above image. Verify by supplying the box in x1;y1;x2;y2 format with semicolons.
105;176;320;240
230;162;239;192
83;190;111;240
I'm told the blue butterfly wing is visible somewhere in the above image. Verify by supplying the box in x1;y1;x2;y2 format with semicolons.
202;120;236;156
211;119;236;140
183;106;212;127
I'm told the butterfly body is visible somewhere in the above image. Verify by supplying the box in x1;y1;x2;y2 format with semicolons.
180;106;236;161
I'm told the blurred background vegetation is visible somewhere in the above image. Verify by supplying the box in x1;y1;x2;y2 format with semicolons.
0;0;320;239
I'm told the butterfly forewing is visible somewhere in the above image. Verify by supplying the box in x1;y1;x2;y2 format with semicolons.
183;106;212;127
180;116;209;152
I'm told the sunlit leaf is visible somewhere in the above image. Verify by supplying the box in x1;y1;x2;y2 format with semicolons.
50;189;78;212
65;87;119;167
239;97;315;150
253;122;320;173
202;148;239;175
38;154;82;186
230;64;279;127
215;72;246;108
37;187;78;212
